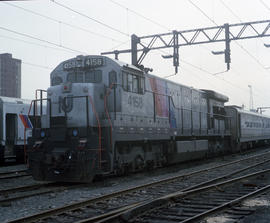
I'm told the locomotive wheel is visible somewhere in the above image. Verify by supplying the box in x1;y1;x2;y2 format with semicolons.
134;155;144;171
115;162;128;176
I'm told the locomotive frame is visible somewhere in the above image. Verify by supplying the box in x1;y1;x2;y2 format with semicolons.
27;55;270;182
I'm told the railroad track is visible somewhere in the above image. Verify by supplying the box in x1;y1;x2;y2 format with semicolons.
114;170;270;223
0;183;73;204
0;169;29;180
8;150;270;223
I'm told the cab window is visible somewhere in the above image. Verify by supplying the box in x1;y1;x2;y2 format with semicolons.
51;76;63;86
127;73;133;91
85;70;102;83
133;76;138;93
109;70;117;88
76;72;84;83
122;71;145;94
67;72;76;82
122;72;127;91
139;77;145;94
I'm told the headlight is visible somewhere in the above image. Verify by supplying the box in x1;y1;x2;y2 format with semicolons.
72;129;78;137
40;130;45;138
47;90;53;96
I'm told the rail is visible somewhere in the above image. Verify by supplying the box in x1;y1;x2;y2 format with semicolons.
7;149;270;223
85;169;270;223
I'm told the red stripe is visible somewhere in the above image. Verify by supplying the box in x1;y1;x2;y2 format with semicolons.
19;114;32;129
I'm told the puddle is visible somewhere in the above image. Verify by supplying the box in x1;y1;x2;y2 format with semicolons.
205;214;234;223
243;198;270;207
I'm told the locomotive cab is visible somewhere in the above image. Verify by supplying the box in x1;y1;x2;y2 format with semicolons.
28;56;121;182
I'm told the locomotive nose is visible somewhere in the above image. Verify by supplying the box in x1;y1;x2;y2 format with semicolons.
45;147;69;165
61;82;72;93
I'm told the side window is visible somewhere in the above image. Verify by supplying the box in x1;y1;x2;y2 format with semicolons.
127;74;133;92
67;72;84;83
139;77;145;94
122;71;145;94
122;72;127;90
132;75;139;93
93;70;102;83
109;70;117;88
67;72;76;82
85;71;94;83
51;76;63;86
85;70;102;83
76;72;84;83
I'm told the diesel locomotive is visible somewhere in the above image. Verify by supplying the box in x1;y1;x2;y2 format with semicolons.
27;55;270;182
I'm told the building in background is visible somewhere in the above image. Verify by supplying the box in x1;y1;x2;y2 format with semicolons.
0;53;21;98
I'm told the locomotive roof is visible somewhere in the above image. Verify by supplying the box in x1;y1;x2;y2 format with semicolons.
51;55;227;99
146;73;205;93
0;96;31;105
226;105;270;119
110;58;143;72
200;89;229;102
51;55;142;73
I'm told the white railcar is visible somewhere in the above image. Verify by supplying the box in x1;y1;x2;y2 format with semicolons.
225;106;270;149
0;96;32;163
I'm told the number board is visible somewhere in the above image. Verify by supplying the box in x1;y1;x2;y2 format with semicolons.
85;57;104;67
63;60;83;70
63;57;104;70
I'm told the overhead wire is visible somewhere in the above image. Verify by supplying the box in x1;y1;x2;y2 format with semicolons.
0;34;75;54
151;45;266;103
187;0;269;104
188;0;270;75
189;0;270;78
219;0;270;102
258;0;270;47
0;26;87;54
188;0;218;25
219;0;243;22
22;61;53;70
228;66;266;97
151;43;255;99
182;59;269;104
1;0;268;104
108;40;130;51
50;0;130;37
219;1;270;77
0;49;53;70
2;2;125;44
176;66;247;101
108;0;171;32
260;0;270;11
105;0;266;102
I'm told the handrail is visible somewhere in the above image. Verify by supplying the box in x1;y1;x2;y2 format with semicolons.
88;95;102;169
104;83;115;151
35;89;47;116
23;100;34;165
29;98;51;127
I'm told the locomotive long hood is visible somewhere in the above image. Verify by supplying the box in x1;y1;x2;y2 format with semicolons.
201;89;229;102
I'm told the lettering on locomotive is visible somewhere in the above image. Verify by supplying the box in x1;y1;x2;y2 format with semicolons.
127;95;143;109
63;57;104;70
58;96;73;113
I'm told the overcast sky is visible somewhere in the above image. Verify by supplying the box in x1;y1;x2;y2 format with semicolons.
1;0;270;114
